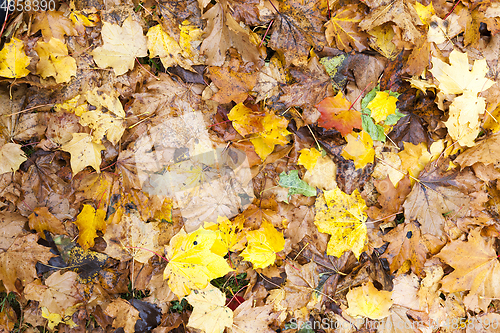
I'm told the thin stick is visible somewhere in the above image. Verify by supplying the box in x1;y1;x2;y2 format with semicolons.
3;104;54;117
259;19;274;48
444;0;461;20
125;245;169;263
135;58;160;81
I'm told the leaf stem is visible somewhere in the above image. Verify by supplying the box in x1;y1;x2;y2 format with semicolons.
125;245;169;263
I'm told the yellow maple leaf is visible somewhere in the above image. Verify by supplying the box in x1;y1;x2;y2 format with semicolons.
69;10;99;31
86;86;125;118
79;111;125;145
346;281;393;319
34;38;76;83
53;95;87;116
0;143;27;174
250;112;291;160
42;306;79;330
147;24;201;71
60;133;105;174
228;103;264;136
298;147;322;171
372;150;404;187
73;204;106;250
204;215;246;257
179;20;204;60
398;142;431;181
366;91;399;124
314;188;367;259
240;219;285;269
0;37;30;78
414;2;435;25
163;227;233;298
341;131;375;169
91;16;148;76
430;50;494;95
185;284;233;333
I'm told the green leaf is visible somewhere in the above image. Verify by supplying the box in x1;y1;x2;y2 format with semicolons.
279;170;316;198
384;110;406;125
361;85;380;111
362;114;385;142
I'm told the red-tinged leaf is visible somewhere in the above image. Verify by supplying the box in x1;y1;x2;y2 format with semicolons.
315;93;362;136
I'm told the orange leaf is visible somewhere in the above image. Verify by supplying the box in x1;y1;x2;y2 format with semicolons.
315;93;361;136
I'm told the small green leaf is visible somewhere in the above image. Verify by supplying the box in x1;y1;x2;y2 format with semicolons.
362;114;385;142
361;85;380;111
279;170;316;198
384;110;406;125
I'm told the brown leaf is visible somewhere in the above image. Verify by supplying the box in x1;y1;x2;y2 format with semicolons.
105;299;141;333
268;0;327;66
359;0;423;45
403;38;430;76
0;211;26;250
28;207;67;240
24;271;82;314
228;298;276;333
403;163;470;239
0;234;56;293
158;0;201;41
367;176;411;222
382;221;427;276
31;11;78;42
208;67;258;104
455;131;500;169
325;4;369;52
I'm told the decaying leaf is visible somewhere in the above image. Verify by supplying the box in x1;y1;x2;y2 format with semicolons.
325;4;369;52
0;38;30;78
186;284;233;333
60;133;105;174
0;143;26;175
34;38;76;84
73;204;106;250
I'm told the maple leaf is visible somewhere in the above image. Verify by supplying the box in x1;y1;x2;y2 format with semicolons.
279;261;319;310
253;56;285;103
297;147;322;171
454;131;500;169
147;24;202;71
41;305;79;330
325;4;370;52
367;176;411;223
104;211;160;263
278;170;316;198
28;207;67;240
60;133;105;174
204;215;246;257
359;0;423;45
186;284;233;333
366;91;399;124
163;227;233;298
91;16;148;76
0;38;30;78
382;222;427;276
31;11;78;42
315;92;362;136
346;281;393;320
302;154;338;191
367;24;400;61
200;1;261;66
250;112;291;160
240;219;285;269
403;163;470;239
314;188;367;259
436;229;500;311
73;204;106;250
267;0;327;66
341;131;375;169
34;38;77;84
228;103;264;136
24;271;82;315
430;50;494;95
0;234;55;293
208;67;257;104
0;143;26;174
228;299;275;333
105;299;141;333
69;10;99;34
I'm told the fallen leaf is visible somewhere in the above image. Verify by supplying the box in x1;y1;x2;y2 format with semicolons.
297;148;322;171
315;92;362;136
341;131;375;169
346;281;393;320
208;67;257;104
0;234;55;293
367;24;400;60
105;298;141;333
73;204;106;250
0;212;26;250
366;91;399;124
0;143;26;175
455;131;500;169
41;305;79;330
302;154;338;191
91;16;148;76
24;271;82;315
382;221;427;276
0;38;30;78
163;227;233;298
367;176;411;223
228;299;275;333
314;187;367;259
250;112;291;160
34;38;77;84
278;170;316;198
204;215;246;257
60;133;105;174
279;261;319;310
28;207;67;240
31;11;78;42
104;211;160;263
268;0;327;66
325;4;370;52
359;0;423;45
185;284;233;333
240;219;285;269
436;228;500;311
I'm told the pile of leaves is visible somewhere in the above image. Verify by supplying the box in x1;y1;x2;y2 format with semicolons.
2;0;500;332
